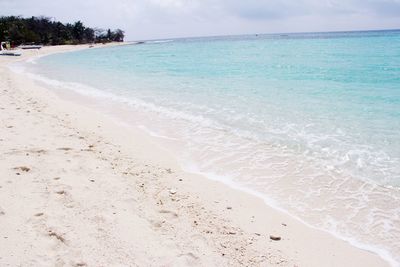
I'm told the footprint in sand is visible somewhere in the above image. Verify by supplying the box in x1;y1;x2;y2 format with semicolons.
190;233;209;244
57;147;73;151
74;262;87;267
48;229;66;244
56;190;67;195
54;186;75;208
158;210;178;219
13;166;31;172
173;252;200;265
28;149;47;154
149;219;166;229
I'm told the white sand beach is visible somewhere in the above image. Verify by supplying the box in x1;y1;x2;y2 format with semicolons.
0;45;389;266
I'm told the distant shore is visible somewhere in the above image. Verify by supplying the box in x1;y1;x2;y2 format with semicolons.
0;44;389;266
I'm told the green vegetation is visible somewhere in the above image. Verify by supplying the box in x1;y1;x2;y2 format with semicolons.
0;16;125;46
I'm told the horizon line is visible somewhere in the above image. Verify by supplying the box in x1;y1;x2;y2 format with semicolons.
133;28;400;42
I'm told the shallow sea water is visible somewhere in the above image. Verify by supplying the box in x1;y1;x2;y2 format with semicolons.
22;30;400;265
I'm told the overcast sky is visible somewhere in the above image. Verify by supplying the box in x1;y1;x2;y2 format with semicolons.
1;0;400;40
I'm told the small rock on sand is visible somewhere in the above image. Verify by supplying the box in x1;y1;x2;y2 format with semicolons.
270;235;281;241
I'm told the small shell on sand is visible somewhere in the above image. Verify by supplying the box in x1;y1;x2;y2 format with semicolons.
169;189;177;194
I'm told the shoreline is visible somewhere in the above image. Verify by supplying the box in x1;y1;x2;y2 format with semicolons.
0;45;391;266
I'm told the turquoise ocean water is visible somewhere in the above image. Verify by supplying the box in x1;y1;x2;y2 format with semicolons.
20;30;400;265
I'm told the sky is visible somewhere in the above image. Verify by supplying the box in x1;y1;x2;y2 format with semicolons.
1;0;400;40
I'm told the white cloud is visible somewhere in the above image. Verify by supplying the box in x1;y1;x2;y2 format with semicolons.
1;0;399;40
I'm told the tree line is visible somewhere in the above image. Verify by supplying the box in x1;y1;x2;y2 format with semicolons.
0;16;125;46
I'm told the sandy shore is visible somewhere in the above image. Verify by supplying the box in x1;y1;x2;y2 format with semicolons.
0;45;389;266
